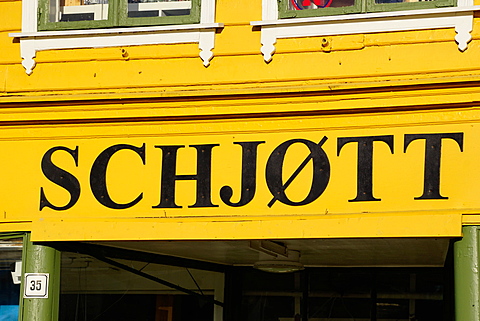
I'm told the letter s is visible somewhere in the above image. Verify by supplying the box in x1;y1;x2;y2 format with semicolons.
39;146;81;211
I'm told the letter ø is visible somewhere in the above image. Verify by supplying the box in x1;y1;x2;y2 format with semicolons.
266;138;330;207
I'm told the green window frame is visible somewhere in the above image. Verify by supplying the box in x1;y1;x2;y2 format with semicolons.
0;232;25;240
38;0;201;31
279;0;456;18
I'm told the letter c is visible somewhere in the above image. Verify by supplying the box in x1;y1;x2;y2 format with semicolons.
90;144;146;209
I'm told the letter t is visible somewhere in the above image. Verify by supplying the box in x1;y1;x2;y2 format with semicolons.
404;133;463;200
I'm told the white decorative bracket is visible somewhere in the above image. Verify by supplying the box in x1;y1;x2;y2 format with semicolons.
10;0;223;74
455;12;473;51
252;0;480;62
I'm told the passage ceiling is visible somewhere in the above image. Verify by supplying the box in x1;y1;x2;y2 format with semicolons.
92;238;450;267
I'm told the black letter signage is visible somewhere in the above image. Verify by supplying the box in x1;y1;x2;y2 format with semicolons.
154;144;219;208
266;137;330;207
38;131;467;212
404;133;464;200
337;135;394;202
90;144;146;209
220;141;265;207
40;146;81;211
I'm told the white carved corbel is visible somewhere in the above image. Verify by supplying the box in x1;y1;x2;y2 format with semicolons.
260;28;276;63
455;13;473;52
199;30;215;67
20;39;36;76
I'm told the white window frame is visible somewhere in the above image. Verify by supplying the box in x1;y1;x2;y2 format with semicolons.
10;0;223;75
251;0;480;62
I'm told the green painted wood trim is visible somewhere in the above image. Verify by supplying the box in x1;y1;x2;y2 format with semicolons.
38;0;115;31
120;0;200;27
454;226;480;321
278;0;455;17
38;0;200;31
366;0;455;13
17;234;27;321
18;234;61;321
0;232;24;240
278;0;362;18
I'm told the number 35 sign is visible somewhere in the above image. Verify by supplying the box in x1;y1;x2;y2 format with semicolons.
24;273;49;298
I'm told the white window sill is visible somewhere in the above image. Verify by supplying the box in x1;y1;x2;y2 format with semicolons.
10;23;223;75
251;5;480;62
10;22;223;38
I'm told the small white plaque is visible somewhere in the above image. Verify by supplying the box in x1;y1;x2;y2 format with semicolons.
24;273;49;298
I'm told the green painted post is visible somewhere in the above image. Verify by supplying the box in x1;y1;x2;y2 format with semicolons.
455;226;480;321
18;233;61;321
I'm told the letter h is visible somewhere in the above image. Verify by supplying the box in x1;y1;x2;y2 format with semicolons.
153;144;219;208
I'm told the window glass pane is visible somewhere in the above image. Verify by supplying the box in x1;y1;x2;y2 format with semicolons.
242;296;295;321
288;0;355;10
377;299;409;319
59;251;218;321
48;0;109;22
241;270;297;321
375;0;432;4
240;267;451;321
0;237;23;321
309;270;372;320
127;0;192;19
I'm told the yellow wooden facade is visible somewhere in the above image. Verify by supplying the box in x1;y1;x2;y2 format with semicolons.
1;0;480;242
